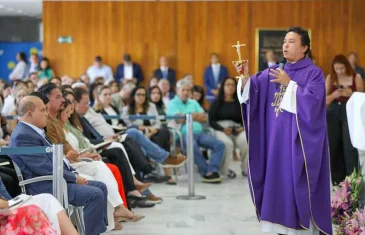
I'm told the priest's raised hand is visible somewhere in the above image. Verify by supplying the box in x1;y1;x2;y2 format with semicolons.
269;68;291;86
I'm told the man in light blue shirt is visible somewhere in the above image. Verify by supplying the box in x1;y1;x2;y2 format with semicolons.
167;79;225;183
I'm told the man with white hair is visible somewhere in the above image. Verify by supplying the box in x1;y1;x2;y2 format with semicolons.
167;79;225;183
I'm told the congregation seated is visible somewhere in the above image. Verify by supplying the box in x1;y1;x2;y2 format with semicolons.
74;87;174;204
122;86;178;184
75;87;186;171
62;90;155;208
9;95;108;235
59;98;143;230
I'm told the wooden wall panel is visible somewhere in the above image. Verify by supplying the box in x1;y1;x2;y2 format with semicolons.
43;0;365;86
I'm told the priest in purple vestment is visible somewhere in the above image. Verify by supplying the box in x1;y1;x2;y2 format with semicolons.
234;27;332;235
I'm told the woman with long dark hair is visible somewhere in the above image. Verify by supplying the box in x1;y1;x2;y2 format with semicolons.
149;85;166;115
192;85;206;111
123;86;170;149
208;77;248;178
123;86;178;184
9;52;28;81
326;54;364;184
38;57;55;80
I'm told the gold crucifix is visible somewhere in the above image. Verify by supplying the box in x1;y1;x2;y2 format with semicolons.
231;41;246;63
271;85;287;117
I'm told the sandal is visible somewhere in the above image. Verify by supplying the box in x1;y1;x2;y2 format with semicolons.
117;214;145;223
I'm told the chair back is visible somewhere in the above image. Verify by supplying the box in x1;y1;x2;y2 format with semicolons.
12;161;26;194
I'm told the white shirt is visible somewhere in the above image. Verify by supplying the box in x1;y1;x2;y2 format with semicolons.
160;66;168;78
64;130;80;151
86;64;114;84
211;63;221;84
20;121;72;169
1;95;15;116
347;92;365;151
104;106;119;126
9;61;28;81
123;64;133;80
29;63;38;73
84;108;115;137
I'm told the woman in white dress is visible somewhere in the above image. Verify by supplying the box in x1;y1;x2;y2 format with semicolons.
0;178;77;235
58;99;143;231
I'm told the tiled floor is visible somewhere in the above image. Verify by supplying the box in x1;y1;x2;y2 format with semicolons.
103;147;365;234
105;163;276;235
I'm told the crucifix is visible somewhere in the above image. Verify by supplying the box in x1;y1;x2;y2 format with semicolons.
231;41;247;80
231;41;246;63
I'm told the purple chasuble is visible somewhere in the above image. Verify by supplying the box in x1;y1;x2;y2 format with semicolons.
241;58;332;235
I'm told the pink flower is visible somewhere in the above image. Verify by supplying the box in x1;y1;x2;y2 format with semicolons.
356;179;362;185
342;203;349;210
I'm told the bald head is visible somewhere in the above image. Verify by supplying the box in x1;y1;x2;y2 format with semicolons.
18;96;39;117
18;96;48;128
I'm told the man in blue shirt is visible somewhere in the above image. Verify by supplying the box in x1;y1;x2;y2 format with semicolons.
167;79;225;183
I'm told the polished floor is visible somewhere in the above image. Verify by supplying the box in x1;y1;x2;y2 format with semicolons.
105;162;276;235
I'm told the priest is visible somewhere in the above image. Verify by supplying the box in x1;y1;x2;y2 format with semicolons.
235;27;332;235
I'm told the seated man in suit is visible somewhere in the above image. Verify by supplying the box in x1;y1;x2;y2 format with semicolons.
203;53;229;96
153;56;176;91
115;54;144;85
9;95;108;235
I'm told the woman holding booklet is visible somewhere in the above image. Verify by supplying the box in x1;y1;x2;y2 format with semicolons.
0;178;77;235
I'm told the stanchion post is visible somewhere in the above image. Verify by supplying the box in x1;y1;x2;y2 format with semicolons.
52;144;64;204
177;114;206;200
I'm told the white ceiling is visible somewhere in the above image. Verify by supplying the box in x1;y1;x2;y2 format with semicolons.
0;0;42;19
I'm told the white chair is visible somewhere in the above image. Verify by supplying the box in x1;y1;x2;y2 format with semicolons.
12;161;85;235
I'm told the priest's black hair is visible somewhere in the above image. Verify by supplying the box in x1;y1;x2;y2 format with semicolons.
287;26;310;55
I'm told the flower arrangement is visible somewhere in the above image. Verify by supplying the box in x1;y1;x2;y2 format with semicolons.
331;169;363;225
335;209;365;235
